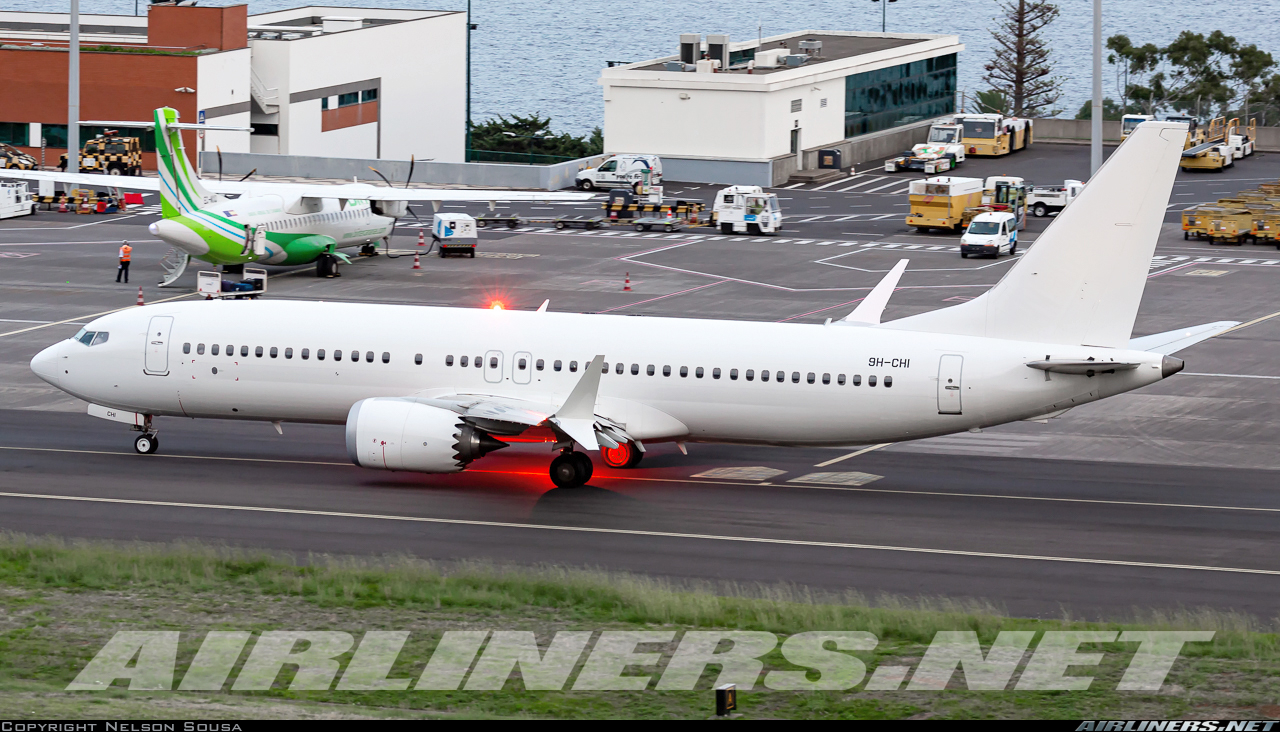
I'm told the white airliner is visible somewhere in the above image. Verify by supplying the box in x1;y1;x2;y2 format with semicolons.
29;123;1234;488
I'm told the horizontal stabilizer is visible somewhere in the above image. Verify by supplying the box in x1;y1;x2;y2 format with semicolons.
843;259;908;325
1026;360;1140;375
1128;321;1239;355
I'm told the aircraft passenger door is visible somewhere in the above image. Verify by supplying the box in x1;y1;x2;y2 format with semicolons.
512;351;532;385
143;316;174;376
484;350;504;384
937;354;963;414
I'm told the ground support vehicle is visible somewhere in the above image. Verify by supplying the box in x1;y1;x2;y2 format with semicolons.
1246;207;1280;245
1027;179;1084;218
1121;114;1156;139
553;217;606;230
575;154;662;191
632;217;683;233
959;211;1018;258
905;176;985;233
1182;208;1210;240
981;176;1028;229
1226;118;1256;159
58;134;143;176
603;199;703;223
1180;142;1233;172
197;268;267;299
0;181;35;219
884;123;966;173
475;216;522;229
0;142;37;170
951;114;1032;156
710;185;782;235
1204;207;1252;245
433;213;477;258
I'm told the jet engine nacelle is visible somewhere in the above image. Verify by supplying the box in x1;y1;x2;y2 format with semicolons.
371;200;409;218
345;398;507;472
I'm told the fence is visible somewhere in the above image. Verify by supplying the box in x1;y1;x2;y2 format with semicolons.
466;149;578;166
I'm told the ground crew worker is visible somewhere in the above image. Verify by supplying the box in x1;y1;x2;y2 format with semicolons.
116;240;132;283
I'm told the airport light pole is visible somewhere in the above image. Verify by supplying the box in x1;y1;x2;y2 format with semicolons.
465;0;472;162
870;0;897;33
68;0;79;175
1090;0;1102;176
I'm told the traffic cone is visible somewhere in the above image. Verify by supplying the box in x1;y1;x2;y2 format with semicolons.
624;273;631;292
417;231;425;247
413;252;421;270
136;286;144;306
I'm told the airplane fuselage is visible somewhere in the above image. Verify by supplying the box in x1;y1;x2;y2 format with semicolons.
32;300;1170;447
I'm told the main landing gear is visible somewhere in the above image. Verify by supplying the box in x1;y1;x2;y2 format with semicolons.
601;441;643;469
549;450;594;488
134;432;159;454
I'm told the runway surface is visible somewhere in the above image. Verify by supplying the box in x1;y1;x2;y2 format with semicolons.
2;142;1278;620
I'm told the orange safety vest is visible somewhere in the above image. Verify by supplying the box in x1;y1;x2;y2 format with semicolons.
118;245;132;262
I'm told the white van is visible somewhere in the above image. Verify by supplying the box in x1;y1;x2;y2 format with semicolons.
960;211;1018;258
575;155;662;191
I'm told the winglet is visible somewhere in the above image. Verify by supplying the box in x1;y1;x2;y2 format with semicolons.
842;259;909;325
550;355;606;450
537;299;549;313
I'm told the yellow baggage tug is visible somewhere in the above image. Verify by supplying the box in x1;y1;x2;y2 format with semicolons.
906;176;985;233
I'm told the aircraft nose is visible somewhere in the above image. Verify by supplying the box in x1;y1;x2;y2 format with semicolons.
30;344;61;386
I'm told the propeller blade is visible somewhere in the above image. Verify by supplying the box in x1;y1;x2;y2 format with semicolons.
404;154;415;189
238;168;256;182
368;166;394;187
408;206;422;223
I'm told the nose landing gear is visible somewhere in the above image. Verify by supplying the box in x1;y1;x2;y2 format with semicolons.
549;450;594;488
134;432;159;454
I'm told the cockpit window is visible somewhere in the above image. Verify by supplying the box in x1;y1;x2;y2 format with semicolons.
73;329;108;346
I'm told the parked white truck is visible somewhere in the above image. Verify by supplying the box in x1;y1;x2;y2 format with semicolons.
711;185;783;235
0;181;34;220
575;154;662;191
884;122;966;173
1027;179;1084;217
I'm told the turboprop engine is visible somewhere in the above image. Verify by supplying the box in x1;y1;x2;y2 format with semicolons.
345;398;507;472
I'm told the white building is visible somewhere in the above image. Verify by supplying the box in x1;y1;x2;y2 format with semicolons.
600;30;964;186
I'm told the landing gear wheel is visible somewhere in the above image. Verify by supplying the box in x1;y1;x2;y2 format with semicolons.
601;441;643;469
134;433;159;454
549;451;591;488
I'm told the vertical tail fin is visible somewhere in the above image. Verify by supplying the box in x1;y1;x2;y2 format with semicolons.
883;122;1187;348
153;107;219;219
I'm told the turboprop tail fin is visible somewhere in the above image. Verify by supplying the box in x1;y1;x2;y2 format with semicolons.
152;107;226;218
882;121;1188;348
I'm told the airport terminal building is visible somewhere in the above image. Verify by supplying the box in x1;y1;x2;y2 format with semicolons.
0;5;466;170
601;30;964;186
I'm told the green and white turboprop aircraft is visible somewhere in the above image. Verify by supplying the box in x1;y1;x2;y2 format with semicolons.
0;107;593;282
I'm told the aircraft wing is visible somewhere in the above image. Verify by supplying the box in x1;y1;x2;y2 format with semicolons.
1128;321;1240;355
203;179;595;203
0;168;161;192
409;391;635;451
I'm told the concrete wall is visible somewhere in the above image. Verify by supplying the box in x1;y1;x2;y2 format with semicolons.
1030;118;1122;144
1251;125;1280;152
799;116;939;174
658;157;776;187
198;151;607;191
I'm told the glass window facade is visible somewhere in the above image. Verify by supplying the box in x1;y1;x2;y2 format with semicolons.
0;122;28;146
844;53;956;139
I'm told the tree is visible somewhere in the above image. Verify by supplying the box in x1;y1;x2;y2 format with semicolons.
1106;31;1275;120
469;113;602;159
981;0;1064;117
973;89;1009;114
1073;98;1139;121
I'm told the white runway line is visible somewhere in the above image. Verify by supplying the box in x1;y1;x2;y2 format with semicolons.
872;214;898;220
2;489;1278;575
810;174;862;191
863;180;907;193
1178;372;1280;380
836;176;889;192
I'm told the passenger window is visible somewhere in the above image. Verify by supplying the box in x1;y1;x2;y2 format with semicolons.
208;344;218;356
807;372;815;384
761;370;770;382
285;348;293;359
838;374;845;385
602;361;609;374
270;347;278;358
615;362;624;374
474;356;482;368
365;351;374;363
241;346;249;357
646;364;655;376
791;372;800;383
822;373;830;384
489;356;498;368
518;357;527;370
570;361;578;372
853;374;862;386
302;348;310;360
334;350;343;360
775;370;784;382
197;343;205;355
662;365;671;377
869;375;878;387
537;359;545;371
884;375;893;388
445;355;454;366
255;346;264;357
550;360;560;372
460;355;469;367
696;367;704;378
745;369;754;381
680;366;688;377
226;345;232;356
318;349;326;361
350;351;359;362
415;353;422;365
712;368;721;380
730;369;738;380
631;363;639;375
183;343;191;354
382;352;390;364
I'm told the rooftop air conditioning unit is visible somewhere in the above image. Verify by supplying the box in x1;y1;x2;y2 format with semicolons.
754;48;787;68
785;54;808;67
706;33;729;69
679;33;700;64
798;38;822;55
